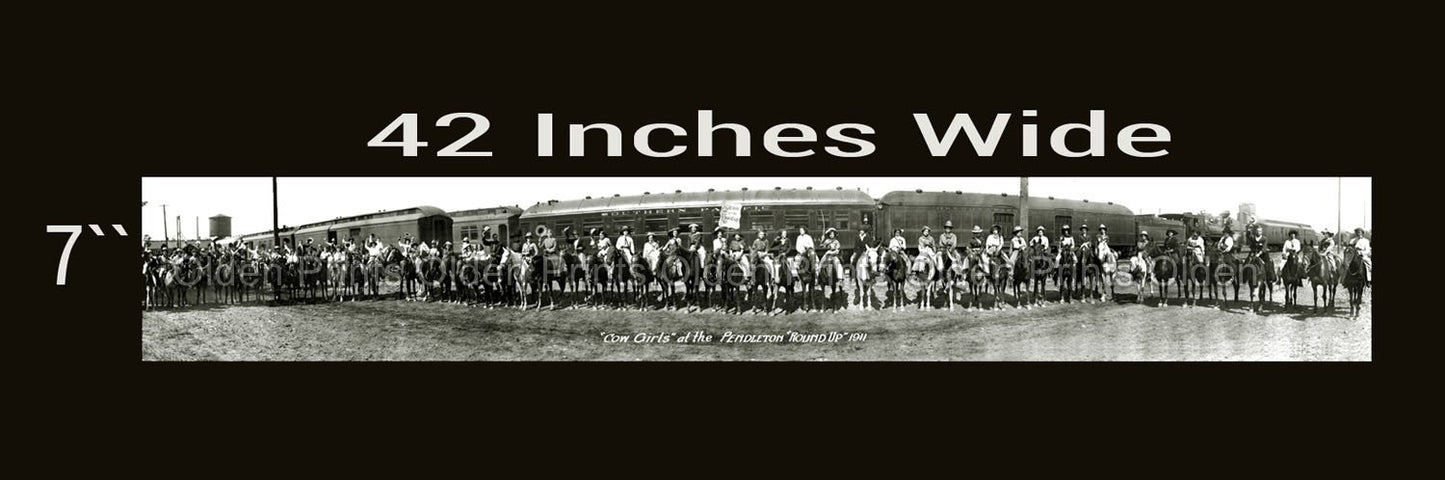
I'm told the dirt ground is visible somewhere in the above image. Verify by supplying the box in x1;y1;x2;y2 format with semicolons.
142;278;1371;361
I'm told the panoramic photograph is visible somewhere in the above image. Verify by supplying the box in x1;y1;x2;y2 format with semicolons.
140;176;1373;361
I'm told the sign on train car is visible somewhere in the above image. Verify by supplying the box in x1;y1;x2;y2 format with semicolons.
718;201;742;229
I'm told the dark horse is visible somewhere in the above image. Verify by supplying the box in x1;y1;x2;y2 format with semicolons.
1239;248;1275;314
1025;243;1052;308
1182;245;1209;307
1150;245;1181;307
877;249;910;312
1340;246;1367;317
1280;249;1306;311
1304;246;1338;313
1209;247;1241;307
1057;244;1078;304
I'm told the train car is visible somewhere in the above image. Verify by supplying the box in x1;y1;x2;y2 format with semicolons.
520;187;877;257
1251;219;1319;252
877;190;1137;255
1158;212;1227;244
236;206;453;252
238;226;296;251
1133;214;1186;253
448;206;522;248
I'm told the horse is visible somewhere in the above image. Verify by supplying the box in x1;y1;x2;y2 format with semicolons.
987;252;1011;311
1097;245;1119;302
716;251;749;314
1208;247;1240;307
962;249;987;310
1129;248;1153;304
796;250;817;312
498;248;532;309
1182;245;1209;307
1077;245;1102;303
1026;244;1052;308
627;248;655;310
1340;246;1367;317
1280;249;1305;312
909;251;937;310
530;248;566;310
877;249;912;312
850;245;878;310
1150;245;1182;307
1056;244;1077;304
750;250;776;313
1239;249;1274;314
660;250;688;310
562;247;590;308
815;250;842;312
1304;246;1338;313
776;252;802;313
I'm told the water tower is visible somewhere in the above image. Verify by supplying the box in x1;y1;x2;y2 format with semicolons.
209;214;232;238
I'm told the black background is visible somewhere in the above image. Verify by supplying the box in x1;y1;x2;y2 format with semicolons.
22;5;1399;454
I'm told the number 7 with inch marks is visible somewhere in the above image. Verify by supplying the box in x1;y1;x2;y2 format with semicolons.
48;225;81;285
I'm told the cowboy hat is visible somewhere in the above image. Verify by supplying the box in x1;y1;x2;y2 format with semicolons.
1079;224;1089;230
560;226;571;235
1321;229;1332;236
1098;224;1107;230
921;225;931;232
825;227;837;235
1036;225;1045;231
1061;224;1071;230
1013;225;1024;232
1289;230;1299;236
943;221;954;228
1140;231;1151;238
713;225;725;233
620;225;633;233
893;228;904;236
971;225;983;234
1354;227;1365;233
688;223;700;230
990;224;1001;232
1166;229;1177;235
524;232;534;238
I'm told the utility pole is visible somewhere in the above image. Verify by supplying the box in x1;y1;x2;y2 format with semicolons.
161;203;169;241
176;216;183;241
195;216;199;240
272;177;281;248
1019;177;1029;231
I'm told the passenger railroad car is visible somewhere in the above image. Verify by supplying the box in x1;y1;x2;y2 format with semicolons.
520;187;877;257
877;190;1137;254
448;206;522;249
237;206;452;251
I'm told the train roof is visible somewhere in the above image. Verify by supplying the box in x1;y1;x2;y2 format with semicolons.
236;205;448;239
448;206;522;221
1256;218;1314;228
879;191;1134;216
521;188;876;217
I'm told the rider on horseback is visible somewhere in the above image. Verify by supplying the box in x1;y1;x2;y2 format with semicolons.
1187;229;1207;263
965;225;984;269
617;225;636;266
889;228;907;254
984;224;1003;274
686;223;704;267
1096;224;1112;261
821;228;843;281
1349;227;1371;286
915;226;936;274
939;222;958;271
1031;225;1050;249
1007;225;1026;266
1056;224;1075;262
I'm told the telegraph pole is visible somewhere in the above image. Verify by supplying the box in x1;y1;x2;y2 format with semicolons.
272;177;281;248
1019;177;1029;231
161;203;169;241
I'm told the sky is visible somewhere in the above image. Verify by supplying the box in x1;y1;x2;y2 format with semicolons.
141;177;1373;240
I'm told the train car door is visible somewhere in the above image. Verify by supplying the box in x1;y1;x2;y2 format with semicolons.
327;230;338;244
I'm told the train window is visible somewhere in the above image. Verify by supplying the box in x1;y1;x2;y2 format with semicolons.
581;218;604;234
1054;216;1072;233
860;211;874;228
552;221;573;236
459;225;479;241
678;212;704;230
497;224;508;242
747;211;774;232
834;210;850;230
993;213;1015;229
784;210;810;230
610;216;635;231
645;215;669;234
